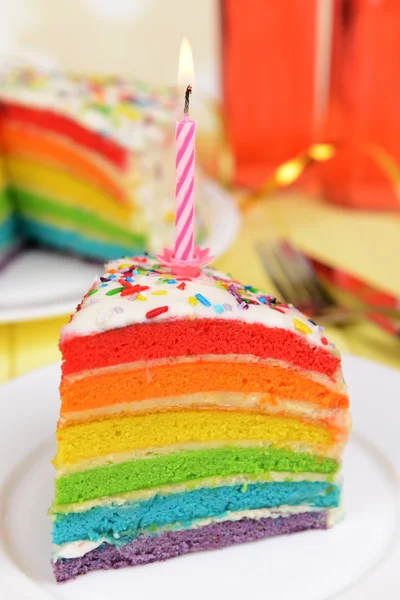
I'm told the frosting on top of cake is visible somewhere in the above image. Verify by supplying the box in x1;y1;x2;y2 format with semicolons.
0;67;177;151
61;255;336;353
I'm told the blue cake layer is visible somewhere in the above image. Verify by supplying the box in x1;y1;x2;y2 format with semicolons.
0;215;18;252
19;217;144;261
52;481;339;545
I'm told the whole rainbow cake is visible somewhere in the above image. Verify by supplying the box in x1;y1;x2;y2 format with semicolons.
0;68;176;260
51;254;350;582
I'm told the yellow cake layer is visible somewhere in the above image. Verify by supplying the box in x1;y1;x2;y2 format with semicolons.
5;156;133;224
55;409;340;466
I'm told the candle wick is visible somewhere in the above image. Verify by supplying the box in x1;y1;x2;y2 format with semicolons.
184;85;192;117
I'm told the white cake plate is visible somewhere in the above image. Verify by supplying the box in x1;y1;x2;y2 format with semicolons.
0;179;240;323
0;354;399;599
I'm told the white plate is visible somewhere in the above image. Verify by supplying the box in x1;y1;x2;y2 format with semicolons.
0;179;240;323
0;354;399;599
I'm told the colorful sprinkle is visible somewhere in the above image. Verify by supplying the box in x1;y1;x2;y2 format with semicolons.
321;336;329;345
223;303;232;311
114;306;123;313
177;282;186;290
145;306;169;319
167;279;177;284
195;293;211;307
214;304;224;313
121;284;149;297
106;287;124;296
151;290;168;296
293;318;312;335
87;288;98;296
100;277;110;282
188;296;197;306
136;294;147;301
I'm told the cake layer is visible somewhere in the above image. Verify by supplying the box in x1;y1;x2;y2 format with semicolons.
55;447;339;505
0;215;17;252
51;480;339;545
61;319;340;377
59;361;347;417
1;102;128;168
53;512;327;582
55;409;340;466
51;472;338;513
6;157;133;222
59;391;348;430
56;441;341;476
1;121;128;201
12;188;145;248
20;217;142;261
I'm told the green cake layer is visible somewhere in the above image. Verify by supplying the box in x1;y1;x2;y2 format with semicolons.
55;446;339;505
10;188;146;248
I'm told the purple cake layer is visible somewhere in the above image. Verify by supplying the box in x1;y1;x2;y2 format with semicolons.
53;512;327;582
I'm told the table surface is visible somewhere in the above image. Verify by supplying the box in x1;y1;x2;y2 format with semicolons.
1;193;400;383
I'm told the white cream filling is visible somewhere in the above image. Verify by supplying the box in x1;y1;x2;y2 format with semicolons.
52;504;332;560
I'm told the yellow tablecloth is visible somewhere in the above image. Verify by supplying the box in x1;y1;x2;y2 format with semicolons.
1;193;400;383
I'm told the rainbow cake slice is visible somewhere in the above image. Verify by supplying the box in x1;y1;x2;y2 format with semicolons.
0;68;176;260
0;158;18;266
51;255;350;582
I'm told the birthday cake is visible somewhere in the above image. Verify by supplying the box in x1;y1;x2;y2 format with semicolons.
0;67;177;261
50;254;350;582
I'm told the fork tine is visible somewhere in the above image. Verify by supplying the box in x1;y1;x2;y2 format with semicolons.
255;242;292;302
272;243;314;307
277;241;333;310
256;239;334;314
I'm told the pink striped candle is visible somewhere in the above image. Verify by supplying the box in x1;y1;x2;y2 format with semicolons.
174;86;196;261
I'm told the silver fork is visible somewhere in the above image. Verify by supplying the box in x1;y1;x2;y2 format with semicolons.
256;239;400;327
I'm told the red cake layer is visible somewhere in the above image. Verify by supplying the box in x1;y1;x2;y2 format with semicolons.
0;102;128;169
61;319;340;378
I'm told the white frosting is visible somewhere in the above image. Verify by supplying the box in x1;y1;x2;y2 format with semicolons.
53;539;102;560
61;255;336;354
0;68;176;151
52;504;329;559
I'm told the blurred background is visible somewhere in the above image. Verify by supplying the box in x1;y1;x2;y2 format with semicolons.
1;0;400;381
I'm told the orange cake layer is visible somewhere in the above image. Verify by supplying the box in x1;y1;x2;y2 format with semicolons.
59;393;349;429
1;121;127;202
1;102;128;167
60;360;348;415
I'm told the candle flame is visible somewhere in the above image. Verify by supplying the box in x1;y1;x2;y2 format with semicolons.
178;37;194;91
